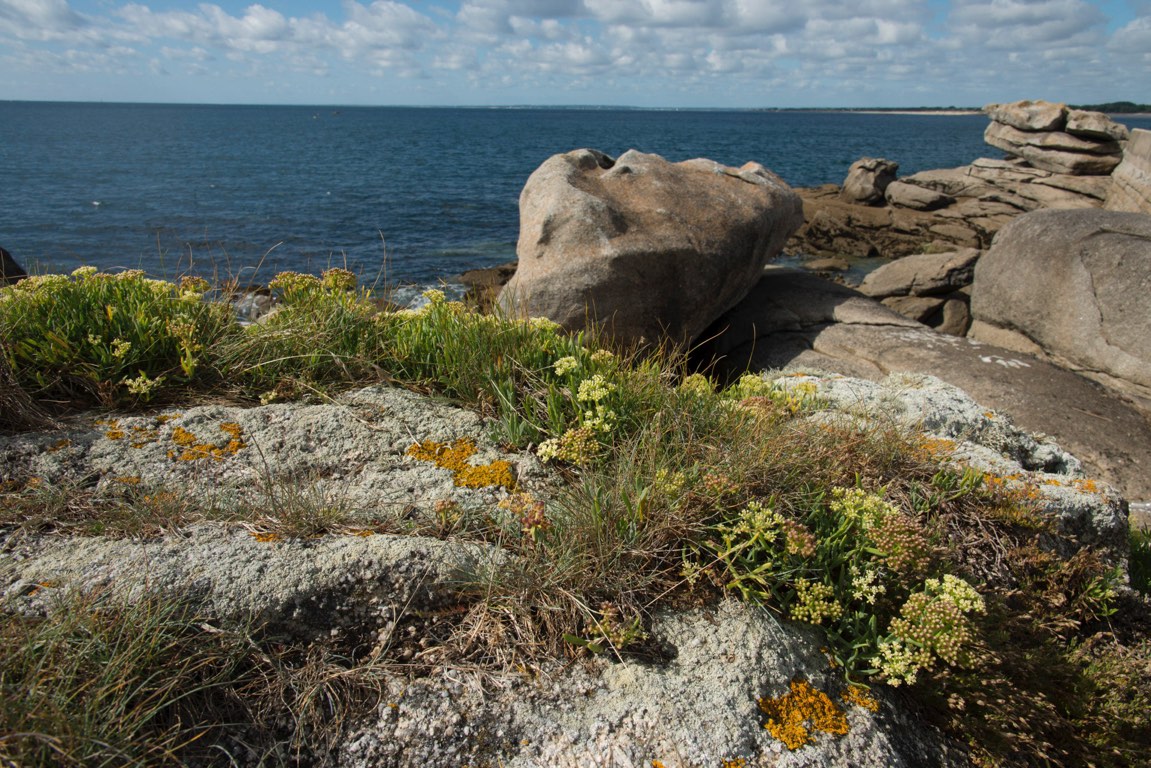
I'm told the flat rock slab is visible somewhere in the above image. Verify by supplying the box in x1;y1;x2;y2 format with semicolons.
700;268;1151;502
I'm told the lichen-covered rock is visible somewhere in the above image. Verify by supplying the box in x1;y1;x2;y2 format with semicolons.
338;600;967;768
0;384;541;519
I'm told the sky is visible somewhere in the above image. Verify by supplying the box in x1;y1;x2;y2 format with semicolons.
1;0;1149;107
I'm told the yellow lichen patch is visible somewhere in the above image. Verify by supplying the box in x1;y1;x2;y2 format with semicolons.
840;684;880;713
114;476;142;485
406;437;515;490
46;438;72;453
758;678;849;750
1074;478;1100;494
167;422;247;462
720;759;747;768
156;413;182;424
917;435;956;459
250;531;280;543
130;425;160;448
96;418;127;440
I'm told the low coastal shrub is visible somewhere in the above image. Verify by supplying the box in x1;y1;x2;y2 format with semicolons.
2;267;1149;766
0;268;233;407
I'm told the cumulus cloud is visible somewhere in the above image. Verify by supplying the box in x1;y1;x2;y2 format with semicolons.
0;0;1145;105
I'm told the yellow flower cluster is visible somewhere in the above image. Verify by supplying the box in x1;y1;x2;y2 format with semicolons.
406;437;515;490
881;576;984;683
790;579;843;624
849;564;887;605
577;374;616;403
828;486;897;529
758;678;849;750
537;426;599;466
678;372;713;397
552;355;579;376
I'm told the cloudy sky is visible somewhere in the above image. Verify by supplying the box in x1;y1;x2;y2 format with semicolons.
1;0;1149;107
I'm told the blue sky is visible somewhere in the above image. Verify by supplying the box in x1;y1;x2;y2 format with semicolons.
1;0;1148;107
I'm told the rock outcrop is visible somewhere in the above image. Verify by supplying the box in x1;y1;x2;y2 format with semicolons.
787;105;1132;263
697;267;1151;503
982;100;1126;175
498;149;803;347
858;248;980;335
970;208;1151;410
1105;128;1151;215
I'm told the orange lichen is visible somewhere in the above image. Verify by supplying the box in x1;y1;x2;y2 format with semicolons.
156;413;182;424
46;438;72;453
250;531;280;543
96;418;127;441
720;759;747;768
840;684;880;713
758;677;849;750
917;436;956;459
167;422;246;462
114;476;142;485
129;425;159;448
406;437;515;490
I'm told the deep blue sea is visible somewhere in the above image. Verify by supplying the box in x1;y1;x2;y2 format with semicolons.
3;102;1148;288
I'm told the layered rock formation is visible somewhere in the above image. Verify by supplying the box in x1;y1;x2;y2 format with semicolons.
787;101;1130;262
498;149;803;347
983;100;1126;175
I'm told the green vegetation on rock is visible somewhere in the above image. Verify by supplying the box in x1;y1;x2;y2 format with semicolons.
2;268;1149;767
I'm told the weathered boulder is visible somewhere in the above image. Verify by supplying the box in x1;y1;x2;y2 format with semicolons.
884;180;955;211
498;149;803;347
970;209;1151;409
984;100;1067;132
0;246;25;285
697;268;1151;502
859;249;981;298
841;157;899;205
1105;128;1151;215
858;249;980;335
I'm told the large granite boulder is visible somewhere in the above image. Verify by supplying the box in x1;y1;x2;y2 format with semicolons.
696;268;1151;502
841;157;898;205
970;209;1151;409
1105;128;1151;215
498;149;803;347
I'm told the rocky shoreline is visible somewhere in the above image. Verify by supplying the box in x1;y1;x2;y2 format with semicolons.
461;100;1151;511
3;98;1150;766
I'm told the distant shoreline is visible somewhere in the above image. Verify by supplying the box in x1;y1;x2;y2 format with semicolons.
844;110;981;116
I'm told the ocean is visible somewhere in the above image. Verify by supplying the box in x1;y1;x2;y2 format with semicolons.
3;102;1147;288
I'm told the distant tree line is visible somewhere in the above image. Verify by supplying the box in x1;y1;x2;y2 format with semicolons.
1071;101;1151;113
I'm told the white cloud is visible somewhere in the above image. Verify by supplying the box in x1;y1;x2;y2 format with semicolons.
0;0;1146;105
